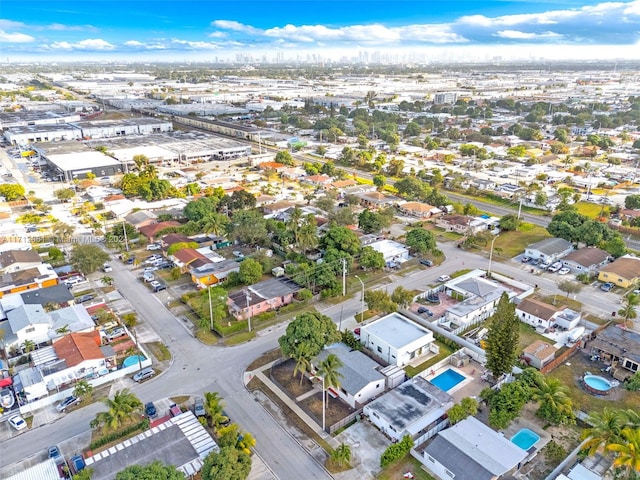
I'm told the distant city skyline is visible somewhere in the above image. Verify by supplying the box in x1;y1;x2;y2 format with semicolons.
1;0;640;62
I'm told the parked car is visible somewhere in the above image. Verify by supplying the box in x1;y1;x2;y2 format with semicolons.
107;328;126;341
600;282;614;292
169;403;182;417
558;267;571;275
48;445;62;461
76;294;95;304
143;272;155;283
540;261;551;270
547;262;563;273
102;263;112;272
521;256;531;263
150;280;167;292
69;455;85;474
417;306;433;316
220;410;231;426
64;276;86;287
232;251;244;258
146;243;162;251
56;395;81;412
437;275;451;282
125;256;135;265
133;367;155;382
419;259;433;267
145;402;157;418
531;258;542;266
9;415;27;431
194;399;205;417
156;261;173;269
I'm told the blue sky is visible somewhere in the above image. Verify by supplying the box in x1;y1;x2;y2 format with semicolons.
1;0;639;60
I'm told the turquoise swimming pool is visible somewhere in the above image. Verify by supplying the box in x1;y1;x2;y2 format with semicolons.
430;368;465;391
511;428;540;451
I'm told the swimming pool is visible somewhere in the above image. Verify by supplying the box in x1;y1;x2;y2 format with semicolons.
511;428;540;451
430;368;465;391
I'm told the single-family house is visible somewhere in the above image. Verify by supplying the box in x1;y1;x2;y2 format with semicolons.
419;416;528;480
561;247;609;274
516;298;582;331
436;214;475;234
399;202;442;219
589;325;640;381
470;178;497;191
363;376;453;445
357;191;399;209
190;259;240;289
597;255;640;288
258;161;286;172
0;284;75;320
0;264;59;298
359;313;435;367
263;200;297;215
0;249;42;274
125;210;157;229
303;174;332;187
172;248;210;273
367;239;410;265
525;238;574;262
495;183;525;199
327;179;357;192
227;278;300;320
522;340;558;369
138;221;182;242
312;343;386;409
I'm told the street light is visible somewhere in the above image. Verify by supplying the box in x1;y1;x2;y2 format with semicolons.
355;275;365;323
245;289;252;332
321;374;326;432
488;234;500;278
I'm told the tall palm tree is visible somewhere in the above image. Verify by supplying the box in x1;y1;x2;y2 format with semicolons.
203;391;228;430
607;428;640;477
200;213;229;237
582;408;626;455
101;276;114;286
92;388;142;432
618;293;639;328
73;379;94;401
297;215;318;254
292;343;313;386
22;339;36;353
530;376;574;425
318;353;344;404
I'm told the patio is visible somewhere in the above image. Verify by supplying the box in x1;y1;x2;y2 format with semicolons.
421;359;487;403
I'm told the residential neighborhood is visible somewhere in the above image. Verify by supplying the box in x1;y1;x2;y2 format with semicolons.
1;57;640;480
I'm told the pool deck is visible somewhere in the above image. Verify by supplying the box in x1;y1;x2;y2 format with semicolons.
422;360;487;403
502;417;551;460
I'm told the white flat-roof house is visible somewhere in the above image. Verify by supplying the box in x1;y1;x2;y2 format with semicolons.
364;376;453;445
419;417;528;480
313;343;386;409
367;239;410;265
360;313;436;367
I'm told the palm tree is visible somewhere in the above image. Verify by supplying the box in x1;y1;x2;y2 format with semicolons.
330;442;352;467
200;213;229;237
582;408;625;455
22;339;36;353
292;343;313;386
203;391;228;430
607;428;640;477
55;324;71;335
101;276;114;286
318;353;344;404
73;379;94;401
618;293;639;328
530;376;574;425
297;214;319;254
92;388;142;432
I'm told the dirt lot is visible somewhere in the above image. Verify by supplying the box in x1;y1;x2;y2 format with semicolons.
271;359;315;398
299;391;356;428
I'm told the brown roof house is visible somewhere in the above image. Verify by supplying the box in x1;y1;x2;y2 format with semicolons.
139;221;182;242
399;201;442;219
516;297;581;331
171;248;209;273
598;255;640;288
561;247;609;274
522;340;558;369
0;249;43;274
357;191;399;209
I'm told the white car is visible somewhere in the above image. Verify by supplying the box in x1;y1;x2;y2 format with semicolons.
558;267;571;275
9;415;27;431
146;244;162;251
437;275;451;282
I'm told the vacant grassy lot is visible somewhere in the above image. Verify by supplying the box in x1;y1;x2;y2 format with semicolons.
144;341;171;361
492;226;551;259
575;201;609;219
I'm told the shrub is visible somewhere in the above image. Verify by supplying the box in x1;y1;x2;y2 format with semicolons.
543;441;567;464
626;372;640;391
380;435;413;467
89;418;149;450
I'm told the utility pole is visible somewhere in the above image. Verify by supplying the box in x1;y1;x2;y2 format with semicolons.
245;289;252;332
208;286;213;330
122;221;129;252
342;258;347;296
488;234;500;279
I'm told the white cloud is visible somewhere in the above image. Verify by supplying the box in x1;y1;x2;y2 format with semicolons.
208;31;227;38
211;20;259;34
171;39;222;49
495;30;563;39
0;20;26;30
0;30;35;43
124;40;167;49
46;23;99;32
46;38;114;50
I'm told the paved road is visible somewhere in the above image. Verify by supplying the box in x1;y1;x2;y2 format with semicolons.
1;257;331;480
0;241;621;475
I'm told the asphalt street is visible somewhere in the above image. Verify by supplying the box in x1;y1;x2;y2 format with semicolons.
0;241;622;476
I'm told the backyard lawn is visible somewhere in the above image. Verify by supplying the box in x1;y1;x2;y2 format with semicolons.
377;455;436;480
405;341;455;377
517;322;555;354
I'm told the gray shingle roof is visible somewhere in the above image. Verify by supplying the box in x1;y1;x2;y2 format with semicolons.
314;343;385;396
527;237;572;256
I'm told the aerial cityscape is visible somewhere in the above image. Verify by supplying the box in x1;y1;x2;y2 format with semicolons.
0;1;639;480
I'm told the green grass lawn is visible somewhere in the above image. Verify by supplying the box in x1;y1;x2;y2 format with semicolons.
405;341;455;377
575;201;609;219
492;226;551;259
539;294;583;312
377;455;436;480
143;341;171;361
517;322;555;354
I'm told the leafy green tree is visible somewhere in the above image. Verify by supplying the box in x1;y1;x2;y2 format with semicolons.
607;428;640;477
69;244;110;275
358;210;384;234
321;226;361;256
499;214;520;231
391;286;414;309
48;247;64;261
394;177;428;200
481;381;530;429
0;183;26;201
404;121;421;137
380;435;414;467
373;174;386;190
618;293;639;328
278;311;341;358
405;228;435;254
202;446;251;480
558;280;583;298
91;389;142;433
364;290;397;314
485;292;519;379
625;195;640;210
230;210;268;246
531;376;574;425
167;241;198;256
72;468;94;480
275;150;295;166
239;258;262;285
54;188;75;203
115;461;185;480
184;197;222;222
359;246;385;271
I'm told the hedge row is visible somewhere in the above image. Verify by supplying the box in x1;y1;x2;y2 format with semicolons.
89;418;150;450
